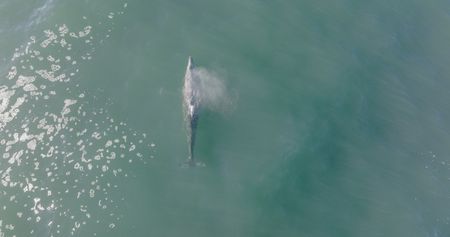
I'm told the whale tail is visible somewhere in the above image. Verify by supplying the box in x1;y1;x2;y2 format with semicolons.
180;157;206;168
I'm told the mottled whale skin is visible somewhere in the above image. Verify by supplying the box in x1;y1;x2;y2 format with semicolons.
183;56;200;165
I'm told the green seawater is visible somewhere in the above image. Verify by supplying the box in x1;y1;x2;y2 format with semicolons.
1;0;450;236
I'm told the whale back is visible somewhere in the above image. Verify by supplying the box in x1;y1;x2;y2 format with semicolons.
183;56;200;162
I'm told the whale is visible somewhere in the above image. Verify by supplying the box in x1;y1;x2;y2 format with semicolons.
183;56;200;165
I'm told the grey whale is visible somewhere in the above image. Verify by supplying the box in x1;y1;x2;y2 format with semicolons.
183;56;200;165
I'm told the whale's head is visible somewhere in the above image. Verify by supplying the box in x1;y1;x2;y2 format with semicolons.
187;56;195;70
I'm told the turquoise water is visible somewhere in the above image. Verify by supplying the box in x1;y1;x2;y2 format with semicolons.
1;0;450;236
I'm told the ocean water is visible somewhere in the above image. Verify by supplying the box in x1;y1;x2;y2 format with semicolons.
1;0;450;236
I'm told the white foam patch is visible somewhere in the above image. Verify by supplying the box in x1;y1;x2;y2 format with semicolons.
23;83;38;92
0;5;155;236
27;139;37;150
